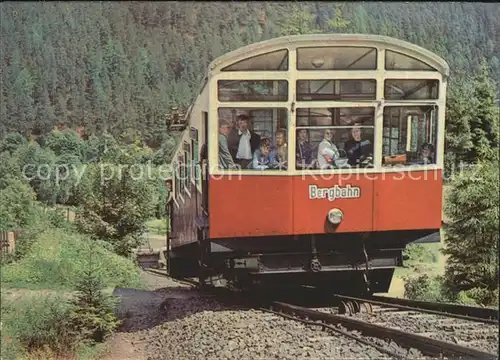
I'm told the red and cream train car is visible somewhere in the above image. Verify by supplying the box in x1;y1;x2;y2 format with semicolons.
167;34;448;294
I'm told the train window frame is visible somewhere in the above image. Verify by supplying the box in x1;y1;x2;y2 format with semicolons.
221;49;289;72
296;46;377;71
295;107;376;171
183;141;191;193
217;80;289;102
190;126;199;186
382;105;439;168
215;107;290;173
385;50;438;71
384;79;439;100
296;79;377;101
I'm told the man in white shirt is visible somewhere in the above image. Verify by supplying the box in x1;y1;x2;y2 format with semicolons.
228;114;261;169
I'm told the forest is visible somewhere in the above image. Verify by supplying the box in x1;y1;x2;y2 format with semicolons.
1;2;499;141
0;2;498;359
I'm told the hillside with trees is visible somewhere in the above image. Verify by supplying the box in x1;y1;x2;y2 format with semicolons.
1;2;499;141
0;2;498;359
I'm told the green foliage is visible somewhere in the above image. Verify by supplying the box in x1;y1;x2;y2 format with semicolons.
444;80;474;177
1;227;142;289
443;158;499;305
404;274;449;302
1;3;499;139
74;161;158;256
403;243;440;270
69;261;120;343
1;293;74;357
467;60;500;163
0;176;36;231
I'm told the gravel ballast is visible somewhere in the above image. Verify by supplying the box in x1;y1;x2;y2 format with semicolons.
108;271;400;359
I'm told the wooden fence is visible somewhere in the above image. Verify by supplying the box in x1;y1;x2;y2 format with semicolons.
0;230;17;258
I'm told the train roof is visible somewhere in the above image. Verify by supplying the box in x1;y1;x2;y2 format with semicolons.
208;34;450;77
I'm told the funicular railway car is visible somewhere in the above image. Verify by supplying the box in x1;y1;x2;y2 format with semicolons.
166;34;449;294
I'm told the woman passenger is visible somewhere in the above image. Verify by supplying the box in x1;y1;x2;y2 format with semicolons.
317;128;339;169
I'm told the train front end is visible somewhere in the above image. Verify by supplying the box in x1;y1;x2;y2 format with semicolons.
172;34;449;294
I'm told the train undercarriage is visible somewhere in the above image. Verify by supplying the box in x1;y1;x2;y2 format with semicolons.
167;229;439;295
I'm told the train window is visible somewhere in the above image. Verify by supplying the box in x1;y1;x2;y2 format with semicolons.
297;79;376;101
382;106;438;167
174;161;180;200
385;50;437;71
221;49;288;71
218;80;288;102
190;127;199;185
384;79;439;100
296;107;375;170
296;47;377;70
217;107;288;171
183;141;191;191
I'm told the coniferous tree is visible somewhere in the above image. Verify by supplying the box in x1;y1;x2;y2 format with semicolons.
467;59;500;163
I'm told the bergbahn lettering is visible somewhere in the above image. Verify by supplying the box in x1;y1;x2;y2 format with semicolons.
308;184;361;201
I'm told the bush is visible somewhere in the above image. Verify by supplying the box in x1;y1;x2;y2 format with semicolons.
1;228;142;290
404;274;449;302
1;293;74;359
1;273;121;359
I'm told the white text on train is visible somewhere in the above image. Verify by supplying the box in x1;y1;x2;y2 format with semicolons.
308;184;361;201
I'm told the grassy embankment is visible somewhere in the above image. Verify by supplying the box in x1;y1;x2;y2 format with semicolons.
386;185;450;298
0;207;143;360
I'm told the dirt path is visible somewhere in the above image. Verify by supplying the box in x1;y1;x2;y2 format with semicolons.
99;270;192;360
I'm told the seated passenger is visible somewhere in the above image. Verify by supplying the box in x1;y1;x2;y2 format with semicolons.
296;129;313;169
218;118;238;170
419;143;435;164
249;138;278;170
344;125;373;167
275;128;288;168
317;128;340;169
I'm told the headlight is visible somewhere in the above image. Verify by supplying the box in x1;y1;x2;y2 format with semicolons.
328;208;344;225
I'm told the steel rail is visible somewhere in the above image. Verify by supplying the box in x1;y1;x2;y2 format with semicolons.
335;294;499;324
370;294;499;322
271;301;497;360
260;306;406;359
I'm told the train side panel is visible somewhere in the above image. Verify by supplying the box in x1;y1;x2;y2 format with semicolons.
208;175;294;238
372;170;443;231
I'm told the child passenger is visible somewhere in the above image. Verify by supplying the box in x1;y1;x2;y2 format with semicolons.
249;138;278;170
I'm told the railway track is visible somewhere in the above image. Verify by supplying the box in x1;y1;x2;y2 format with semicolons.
146;271;498;359
264;301;498;359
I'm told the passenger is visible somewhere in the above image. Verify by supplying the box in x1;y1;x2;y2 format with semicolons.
296;129;313;169
344;124;373;166
228;114;261;169
317;128;340;169
419;143;435;164
218;118;238;170
250;138;278;170
275;128;288;167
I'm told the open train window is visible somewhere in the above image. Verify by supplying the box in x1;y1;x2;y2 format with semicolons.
217;107;288;171
297;79;376;101
382;106;438;167
296;107;375;170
